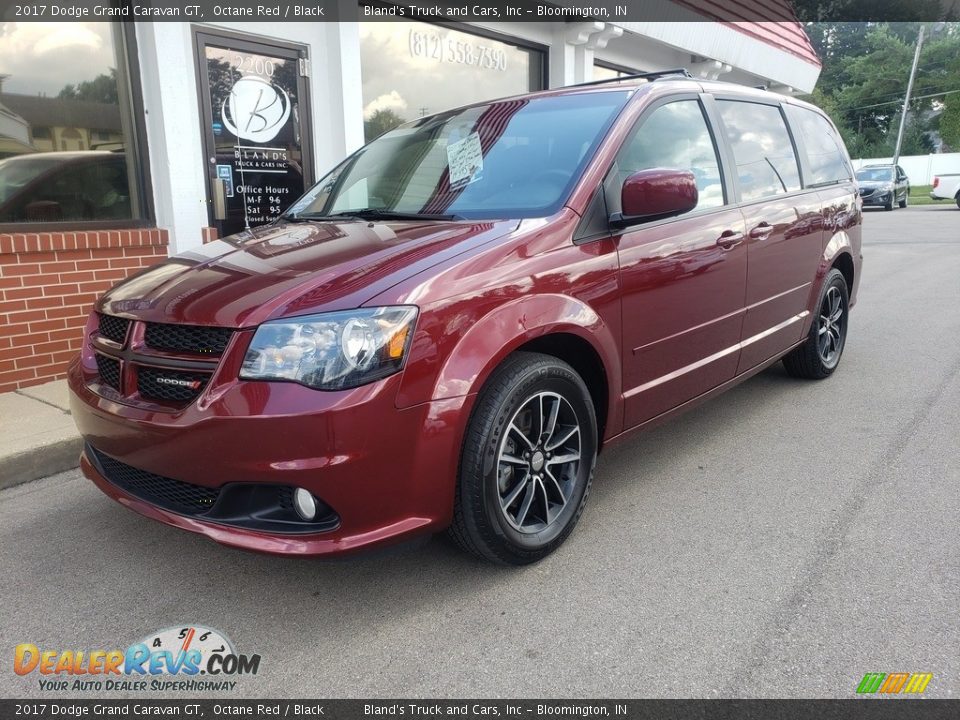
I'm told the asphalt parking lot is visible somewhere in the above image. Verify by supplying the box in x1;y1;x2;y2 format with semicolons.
1;205;958;699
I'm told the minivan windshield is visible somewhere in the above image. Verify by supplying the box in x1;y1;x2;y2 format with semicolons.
285;91;631;221
856;167;894;182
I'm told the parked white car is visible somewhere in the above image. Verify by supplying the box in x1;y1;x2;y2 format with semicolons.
931;174;960;208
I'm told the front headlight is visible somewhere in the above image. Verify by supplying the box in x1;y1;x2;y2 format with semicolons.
239;306;418;390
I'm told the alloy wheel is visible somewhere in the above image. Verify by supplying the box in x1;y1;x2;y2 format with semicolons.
818;285;845;366
496;392;581;534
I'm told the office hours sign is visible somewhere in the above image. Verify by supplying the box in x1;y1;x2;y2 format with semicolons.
198;35;312;236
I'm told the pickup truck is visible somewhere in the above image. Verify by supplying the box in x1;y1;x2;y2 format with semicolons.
931;174;960;208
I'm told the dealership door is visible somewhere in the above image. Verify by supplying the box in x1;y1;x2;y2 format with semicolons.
195;31;313;238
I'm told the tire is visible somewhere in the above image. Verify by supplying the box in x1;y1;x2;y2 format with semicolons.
884;199;894;211
899;191;908;209
449;351;598;565
783;268;850;380
955;195;959;210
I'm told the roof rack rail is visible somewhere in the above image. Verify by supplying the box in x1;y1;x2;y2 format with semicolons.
572;68;694;89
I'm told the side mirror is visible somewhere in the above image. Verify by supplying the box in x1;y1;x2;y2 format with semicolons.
613;168;698;227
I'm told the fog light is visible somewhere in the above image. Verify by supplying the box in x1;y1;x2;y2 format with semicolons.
293;488;317;521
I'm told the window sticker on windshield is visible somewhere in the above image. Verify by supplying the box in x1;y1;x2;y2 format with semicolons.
447;132;483;189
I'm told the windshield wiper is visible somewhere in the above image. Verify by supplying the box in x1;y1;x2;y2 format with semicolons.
332;209;464;221
281;212;361;223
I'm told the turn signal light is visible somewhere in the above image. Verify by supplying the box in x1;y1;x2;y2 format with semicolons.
387;326;409;360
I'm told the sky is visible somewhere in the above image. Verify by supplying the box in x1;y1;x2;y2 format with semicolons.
0;22;116;96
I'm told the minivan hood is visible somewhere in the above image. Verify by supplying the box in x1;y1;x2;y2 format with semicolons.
99;218;517;327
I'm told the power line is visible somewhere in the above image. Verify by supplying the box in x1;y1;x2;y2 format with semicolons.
839;80;958;107
840;88;960;112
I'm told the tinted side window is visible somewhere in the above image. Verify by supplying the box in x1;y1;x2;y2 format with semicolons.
617;100;724;210
785;105;852;185
717;101;801;202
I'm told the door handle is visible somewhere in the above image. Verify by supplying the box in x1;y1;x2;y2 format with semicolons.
749;222;774;240
716;229;744;249
211;178;227;221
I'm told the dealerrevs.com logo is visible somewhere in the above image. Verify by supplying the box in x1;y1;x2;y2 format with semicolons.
13;626;261;693
856;672;933;695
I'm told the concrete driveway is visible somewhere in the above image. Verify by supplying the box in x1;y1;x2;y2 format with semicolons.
1;205;957;699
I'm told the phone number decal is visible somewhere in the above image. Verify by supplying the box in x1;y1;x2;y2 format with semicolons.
409;29;509;71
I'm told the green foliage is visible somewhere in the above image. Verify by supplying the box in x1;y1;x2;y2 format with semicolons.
941;93;960;150
58;70;119;105
363;109;406;142
802;22;960;157
794;0;956;23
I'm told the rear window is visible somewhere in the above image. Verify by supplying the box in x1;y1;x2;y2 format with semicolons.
786;105;852;186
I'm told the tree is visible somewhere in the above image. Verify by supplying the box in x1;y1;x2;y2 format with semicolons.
800;22;960;157
364;109;405;141
794;1;953;23
940;93;960;150
58;70;119;105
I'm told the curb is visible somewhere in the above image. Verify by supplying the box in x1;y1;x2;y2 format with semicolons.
0;438;83;491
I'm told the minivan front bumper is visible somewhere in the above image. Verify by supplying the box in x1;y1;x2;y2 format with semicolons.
69;358;470;556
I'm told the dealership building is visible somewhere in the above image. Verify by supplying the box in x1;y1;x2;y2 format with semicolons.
0;7;821;392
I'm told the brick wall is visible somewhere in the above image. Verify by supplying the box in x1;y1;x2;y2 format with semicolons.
0;229;169;393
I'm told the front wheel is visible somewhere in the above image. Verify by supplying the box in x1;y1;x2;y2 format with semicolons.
449;352;598;564
899;190;908;209
783;268;850;379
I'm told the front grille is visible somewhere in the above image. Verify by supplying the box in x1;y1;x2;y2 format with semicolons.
90;447;220;515
137;366;210;404
95;354;121;391
98;314;129;344
859;188;874;197
145;322;233;355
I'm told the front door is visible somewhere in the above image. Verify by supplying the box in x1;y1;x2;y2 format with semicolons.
609;97;748;429
195;31;313;238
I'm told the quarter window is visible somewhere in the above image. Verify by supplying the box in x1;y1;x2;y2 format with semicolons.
617;100;725;210
717;101;801;202
785;105;851;185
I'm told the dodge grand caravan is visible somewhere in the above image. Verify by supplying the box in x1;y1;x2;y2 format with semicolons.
69;71;862;564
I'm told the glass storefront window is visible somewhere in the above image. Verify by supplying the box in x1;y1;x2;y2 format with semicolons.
359;22;545;141
0;22;146;226
592;64;634;82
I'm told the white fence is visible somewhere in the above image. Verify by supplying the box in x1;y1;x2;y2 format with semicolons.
851;153;960;185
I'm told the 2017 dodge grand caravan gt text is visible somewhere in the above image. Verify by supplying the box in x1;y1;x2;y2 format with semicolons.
69;73;862;564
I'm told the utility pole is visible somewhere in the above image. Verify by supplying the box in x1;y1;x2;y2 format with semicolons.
893;25;925;165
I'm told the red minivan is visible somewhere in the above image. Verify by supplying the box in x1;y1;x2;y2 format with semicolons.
69;72;862;564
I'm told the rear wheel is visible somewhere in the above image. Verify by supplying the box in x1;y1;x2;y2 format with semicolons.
449;352;598;565
783;268;850;379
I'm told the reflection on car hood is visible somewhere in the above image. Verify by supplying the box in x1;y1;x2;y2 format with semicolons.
98;218;518;327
